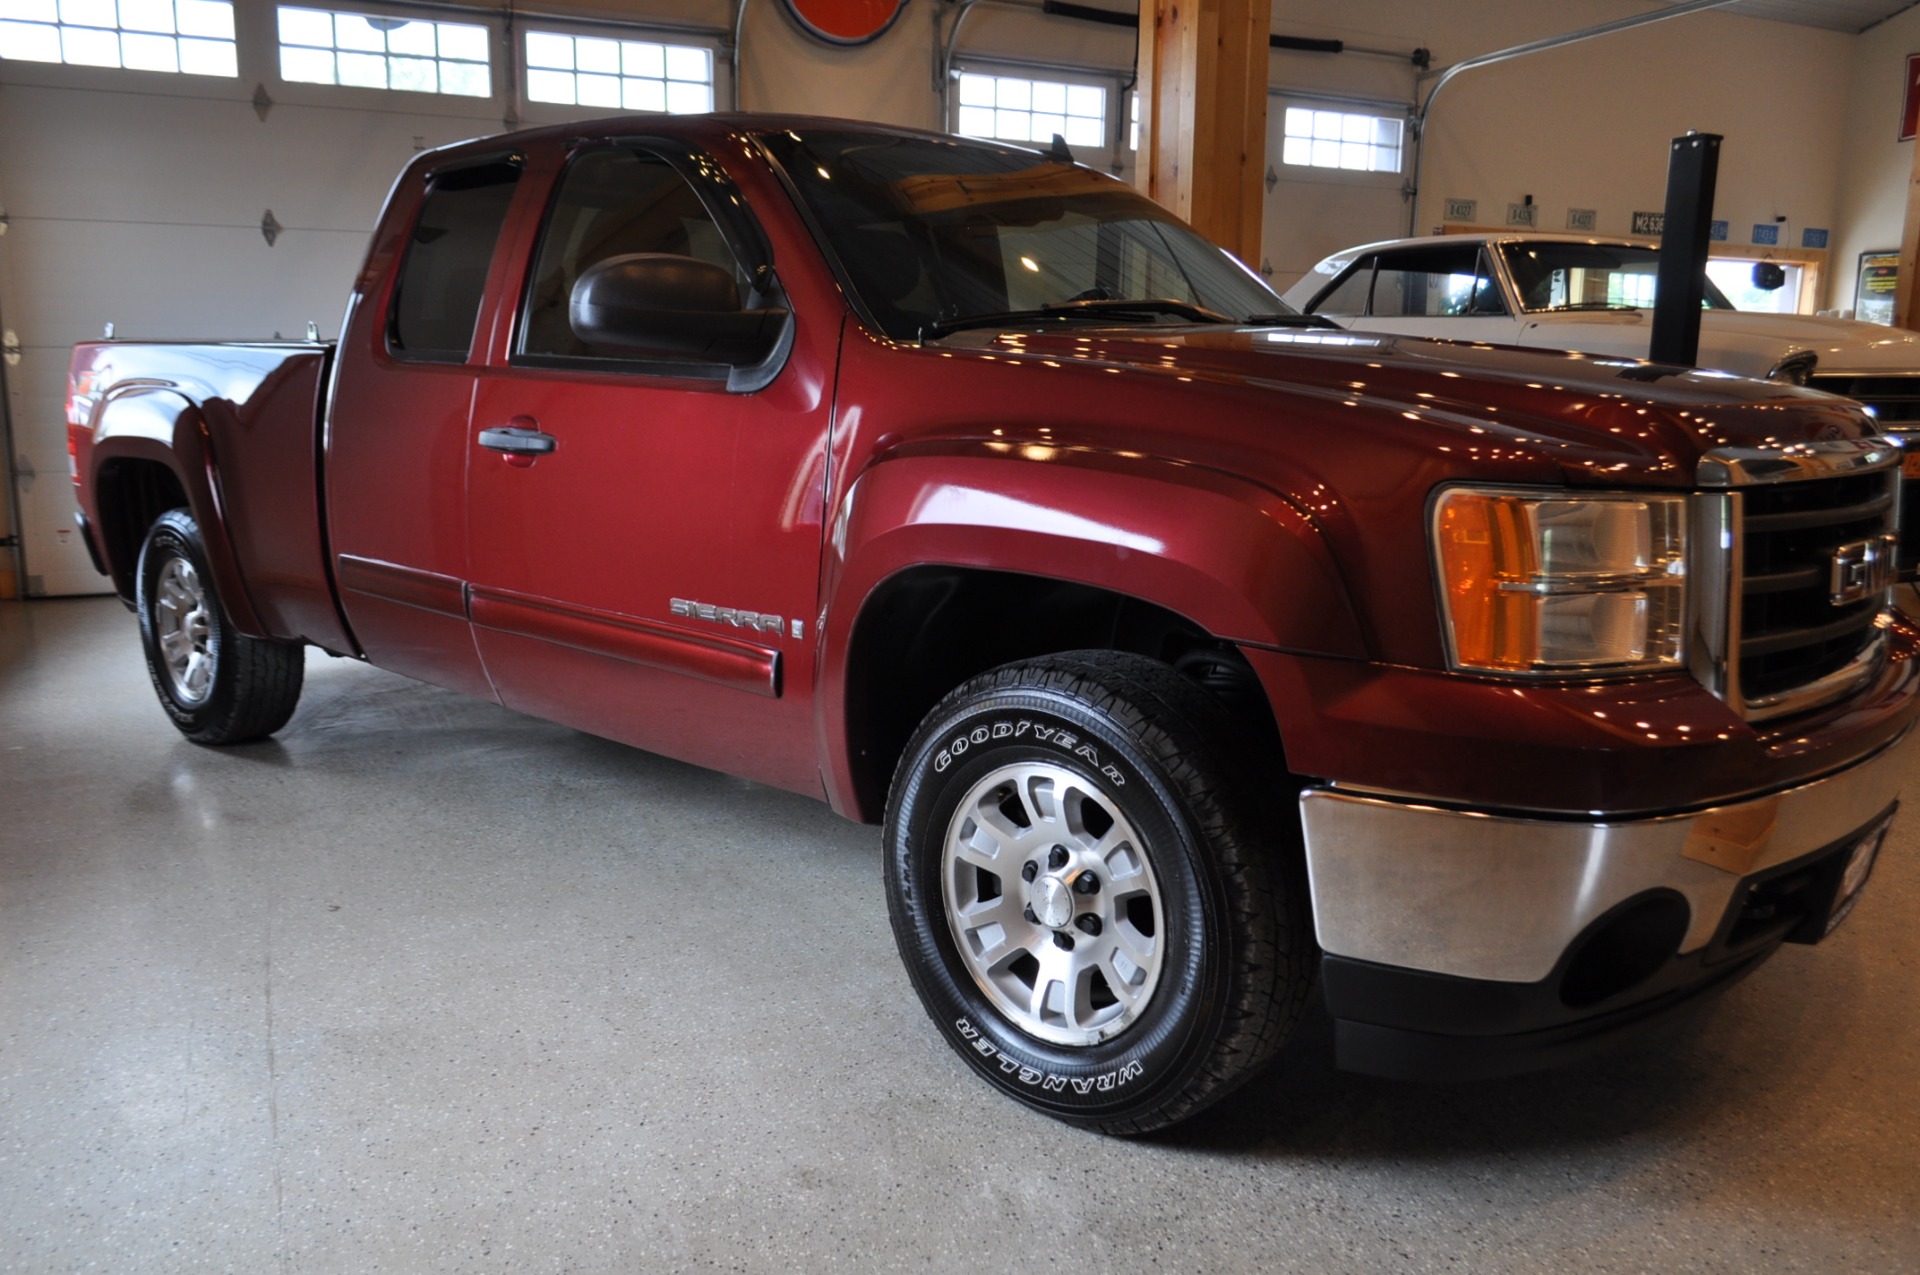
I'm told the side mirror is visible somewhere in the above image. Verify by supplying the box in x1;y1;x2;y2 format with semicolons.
569;253;788;364
1752;262;1787;292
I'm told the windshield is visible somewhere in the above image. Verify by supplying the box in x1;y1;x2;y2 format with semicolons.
759;130;1294;339
1499;242;1735;313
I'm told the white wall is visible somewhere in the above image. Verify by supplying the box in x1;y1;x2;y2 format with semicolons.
0;0;1897;596
1260;1;1855;290
1831;5;1920;314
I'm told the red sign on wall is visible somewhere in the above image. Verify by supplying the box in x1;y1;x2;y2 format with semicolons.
780;0;909;46
1903;52;1920;141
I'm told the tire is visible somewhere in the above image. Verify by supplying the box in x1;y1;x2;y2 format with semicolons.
135;509;304;744
883;651;1312;1135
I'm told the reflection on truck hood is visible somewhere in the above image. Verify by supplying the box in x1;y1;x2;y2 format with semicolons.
960;323;1879;489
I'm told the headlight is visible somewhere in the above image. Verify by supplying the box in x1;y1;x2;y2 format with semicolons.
1432;487;1688;674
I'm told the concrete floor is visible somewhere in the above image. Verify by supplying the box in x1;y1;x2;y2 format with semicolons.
2;596;1918;1273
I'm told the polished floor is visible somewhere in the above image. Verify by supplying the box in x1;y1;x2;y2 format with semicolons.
3;596;1918;1273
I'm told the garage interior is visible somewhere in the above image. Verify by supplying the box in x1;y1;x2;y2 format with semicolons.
6;1;1920;1269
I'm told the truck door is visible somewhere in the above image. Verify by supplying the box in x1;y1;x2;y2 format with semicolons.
326;155;525;699
463;142;832;797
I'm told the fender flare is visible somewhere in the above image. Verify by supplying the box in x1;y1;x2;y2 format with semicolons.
88;385;268;637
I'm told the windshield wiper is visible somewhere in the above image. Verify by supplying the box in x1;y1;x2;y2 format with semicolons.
919;297;1233;339
1543;301;1641;312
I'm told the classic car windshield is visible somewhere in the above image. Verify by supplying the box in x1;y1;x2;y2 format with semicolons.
1499;242;1735;313
760;130;1294;339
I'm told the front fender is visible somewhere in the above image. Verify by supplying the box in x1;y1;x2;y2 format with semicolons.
815;446;1365;815
89;386;268;637
830;449;1364;652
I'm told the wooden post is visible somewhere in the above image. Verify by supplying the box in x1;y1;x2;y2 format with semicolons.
1135;0;1271;269
1895;134;1920;330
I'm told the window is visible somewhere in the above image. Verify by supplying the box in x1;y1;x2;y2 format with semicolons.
277;6;489;96
0;0;236;76
519;149;744;364
1705;259;1804;314
1308;260;1377;317
956;72;1106;150
1498;242;1735;313
524;31;711;113
760;130;1287;342
1281;107;1402;173
1370;247;1506;318
389;161;520;362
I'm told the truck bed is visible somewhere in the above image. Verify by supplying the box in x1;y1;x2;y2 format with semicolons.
69;340;351;653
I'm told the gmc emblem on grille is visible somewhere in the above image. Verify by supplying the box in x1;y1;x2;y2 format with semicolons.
1830;534;1899;605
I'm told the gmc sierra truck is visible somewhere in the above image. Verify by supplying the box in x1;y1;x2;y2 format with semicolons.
67;115;1916;1134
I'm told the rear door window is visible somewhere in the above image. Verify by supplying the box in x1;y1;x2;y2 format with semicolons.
388;160;522;362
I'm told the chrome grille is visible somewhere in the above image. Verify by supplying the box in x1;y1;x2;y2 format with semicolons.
1737;471;1893;700
1809;374;1920;425
1807;377;1920;577
1696;440;1901;721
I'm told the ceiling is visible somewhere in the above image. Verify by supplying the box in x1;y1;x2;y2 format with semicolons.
1675;0;1920;33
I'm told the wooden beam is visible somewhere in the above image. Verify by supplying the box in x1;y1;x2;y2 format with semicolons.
1895;130;1920;330
1135;0;1272;269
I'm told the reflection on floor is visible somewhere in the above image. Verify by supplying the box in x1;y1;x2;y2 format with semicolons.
3;597;1917;1271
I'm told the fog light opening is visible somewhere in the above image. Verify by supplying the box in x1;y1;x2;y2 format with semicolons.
1559;892;1690;1009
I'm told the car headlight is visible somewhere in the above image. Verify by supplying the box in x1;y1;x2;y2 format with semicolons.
1431;487;1688;674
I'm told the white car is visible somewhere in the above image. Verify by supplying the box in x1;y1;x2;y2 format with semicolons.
1279;233;1920;426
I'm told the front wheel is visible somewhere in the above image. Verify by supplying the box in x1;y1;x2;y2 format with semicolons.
883;651;1312;1134
136;509;304;744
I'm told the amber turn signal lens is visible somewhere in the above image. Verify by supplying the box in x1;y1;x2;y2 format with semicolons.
1435;491;1541;670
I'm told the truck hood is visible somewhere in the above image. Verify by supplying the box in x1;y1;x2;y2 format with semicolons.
1521;308;1920;379
966;323;1880;489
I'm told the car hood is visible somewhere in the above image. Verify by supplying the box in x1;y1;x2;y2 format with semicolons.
964;323;1882;490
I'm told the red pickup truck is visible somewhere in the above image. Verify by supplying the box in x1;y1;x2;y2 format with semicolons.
67;115;1915;1134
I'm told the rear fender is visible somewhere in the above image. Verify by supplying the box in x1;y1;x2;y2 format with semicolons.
88;386;267;636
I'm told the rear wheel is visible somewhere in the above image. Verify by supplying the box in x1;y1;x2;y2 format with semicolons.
136;509;304;744
883;651;1312;1134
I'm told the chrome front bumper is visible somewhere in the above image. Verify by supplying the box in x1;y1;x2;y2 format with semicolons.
1299;726;1915;984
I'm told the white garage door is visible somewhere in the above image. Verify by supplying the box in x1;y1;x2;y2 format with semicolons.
1262;94;1413;296
0;0;723;597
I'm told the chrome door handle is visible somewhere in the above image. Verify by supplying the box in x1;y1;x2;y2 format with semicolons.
477;425;557;455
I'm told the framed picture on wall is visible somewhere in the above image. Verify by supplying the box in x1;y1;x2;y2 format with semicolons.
1857;251;1900;326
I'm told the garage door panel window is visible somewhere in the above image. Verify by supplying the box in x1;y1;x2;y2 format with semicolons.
277;6;489;96
955;72;1107;151
524;31;712;113
1281;107;1402;174
0;0;237;76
